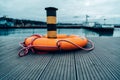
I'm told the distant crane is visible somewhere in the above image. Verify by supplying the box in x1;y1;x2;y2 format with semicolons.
104;18;106;25
86;15;89;24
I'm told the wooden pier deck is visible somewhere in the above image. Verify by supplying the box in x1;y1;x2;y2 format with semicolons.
0;37;120;80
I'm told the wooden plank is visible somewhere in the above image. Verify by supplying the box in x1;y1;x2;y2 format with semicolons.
0;37;120;80
38;52;76;80
0;54;53;80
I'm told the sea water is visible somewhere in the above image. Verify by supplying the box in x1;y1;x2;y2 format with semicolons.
0;28;120;37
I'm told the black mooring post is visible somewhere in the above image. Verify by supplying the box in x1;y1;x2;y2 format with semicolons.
45;7;58;38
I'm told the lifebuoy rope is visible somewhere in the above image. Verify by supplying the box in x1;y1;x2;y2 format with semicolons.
18;36;94;57
56;39;94;51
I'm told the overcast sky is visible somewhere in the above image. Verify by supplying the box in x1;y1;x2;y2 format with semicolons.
0;0;120;24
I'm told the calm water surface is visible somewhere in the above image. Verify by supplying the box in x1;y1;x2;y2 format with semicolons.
0;28;120;37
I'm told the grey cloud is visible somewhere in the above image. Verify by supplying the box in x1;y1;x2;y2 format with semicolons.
0;0;120;24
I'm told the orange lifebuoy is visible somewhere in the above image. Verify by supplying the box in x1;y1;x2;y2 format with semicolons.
24;34;88;51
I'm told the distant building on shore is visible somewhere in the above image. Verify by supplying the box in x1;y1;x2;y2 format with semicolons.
82;22;102;28
0;16;46;27
82;21;116;28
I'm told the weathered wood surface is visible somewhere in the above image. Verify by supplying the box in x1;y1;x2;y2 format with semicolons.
0;37;120;80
